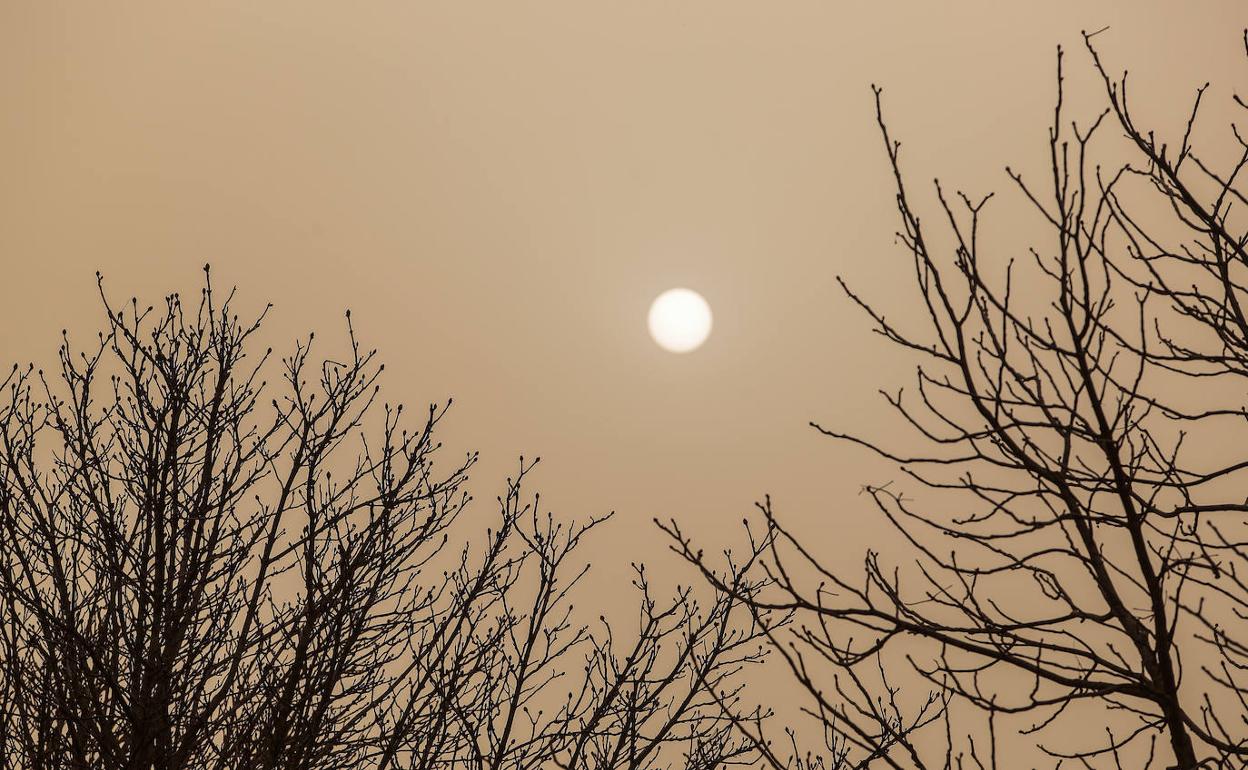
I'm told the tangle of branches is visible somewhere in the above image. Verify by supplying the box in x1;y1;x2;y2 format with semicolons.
667;30;1248;770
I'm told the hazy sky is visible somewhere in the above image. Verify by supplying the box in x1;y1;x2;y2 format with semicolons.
2;1;1244;594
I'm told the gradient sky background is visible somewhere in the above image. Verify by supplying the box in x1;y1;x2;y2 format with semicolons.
2;1;1245;600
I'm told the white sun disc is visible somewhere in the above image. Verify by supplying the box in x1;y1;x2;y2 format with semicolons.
648;288;713;353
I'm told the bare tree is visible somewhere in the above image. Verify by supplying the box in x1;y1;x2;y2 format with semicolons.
0;269;768;770
667;30;1248;770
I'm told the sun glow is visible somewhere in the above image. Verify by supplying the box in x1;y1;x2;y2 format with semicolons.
648;289;712;353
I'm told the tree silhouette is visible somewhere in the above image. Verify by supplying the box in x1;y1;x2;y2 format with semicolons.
667;31;1248;769
0;270;769;770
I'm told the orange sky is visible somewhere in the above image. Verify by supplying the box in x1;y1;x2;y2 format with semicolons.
2;1;1244;598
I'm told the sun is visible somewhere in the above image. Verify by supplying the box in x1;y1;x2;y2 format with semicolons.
648;288;712;353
